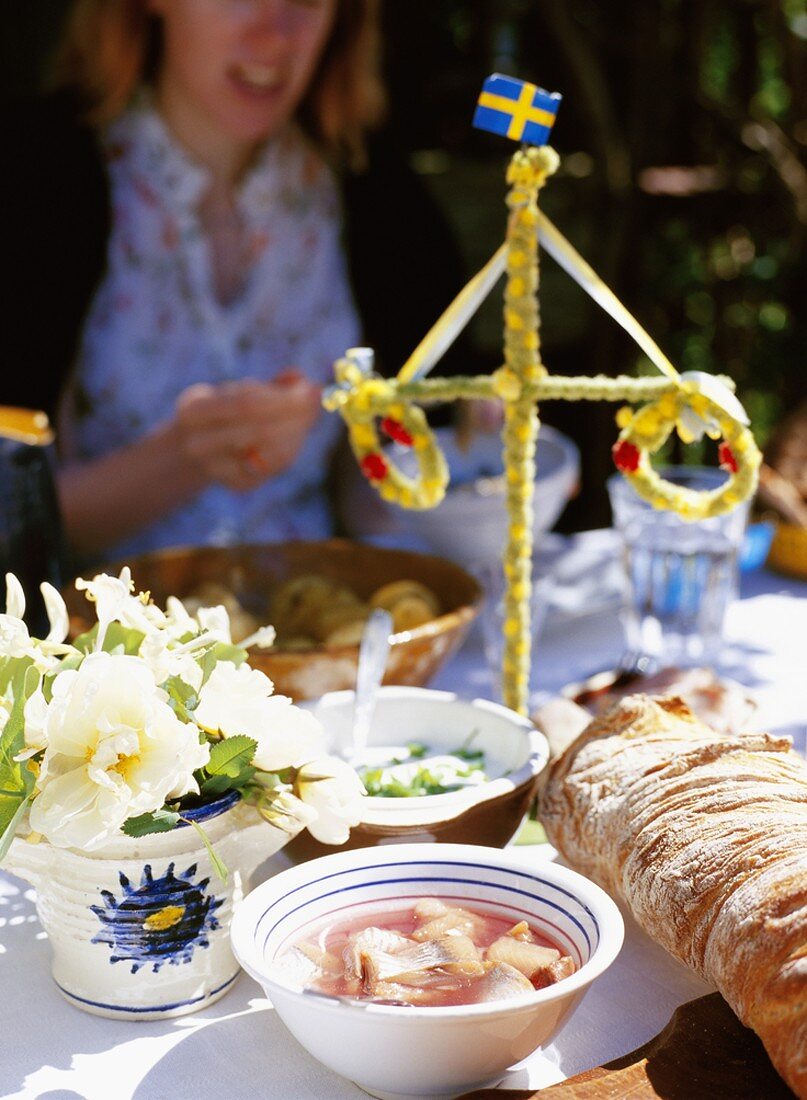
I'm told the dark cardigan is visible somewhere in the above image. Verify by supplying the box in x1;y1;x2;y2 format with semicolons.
3;93;470;420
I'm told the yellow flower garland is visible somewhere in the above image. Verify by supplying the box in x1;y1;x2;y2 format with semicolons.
324;356;448;510
613;391;761;519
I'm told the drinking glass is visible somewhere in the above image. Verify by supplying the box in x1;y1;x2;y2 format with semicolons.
607;467;750;666
473;558;553;705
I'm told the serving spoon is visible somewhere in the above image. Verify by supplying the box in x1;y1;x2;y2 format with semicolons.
347;607;393;762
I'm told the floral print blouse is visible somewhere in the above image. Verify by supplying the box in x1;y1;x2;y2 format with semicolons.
62;97;360;559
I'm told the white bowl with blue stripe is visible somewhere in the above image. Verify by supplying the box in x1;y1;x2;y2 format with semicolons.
231;843;624;1099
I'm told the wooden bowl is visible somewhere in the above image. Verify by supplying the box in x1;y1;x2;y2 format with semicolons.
64;540;482;701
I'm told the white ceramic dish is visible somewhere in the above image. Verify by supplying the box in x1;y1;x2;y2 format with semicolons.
302;686;548;830
283;688;547;861
231;843;624;1100
340;424;580;566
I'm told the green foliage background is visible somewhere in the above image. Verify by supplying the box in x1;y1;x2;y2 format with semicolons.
382;0;806;525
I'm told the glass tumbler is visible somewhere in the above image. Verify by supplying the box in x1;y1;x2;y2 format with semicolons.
607;467;750;667
473;558;553;705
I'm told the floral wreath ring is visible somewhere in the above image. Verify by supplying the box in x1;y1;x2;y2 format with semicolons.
612;388;761;520
324;360;449;510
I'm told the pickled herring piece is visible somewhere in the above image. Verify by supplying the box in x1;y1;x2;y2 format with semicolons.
270;946;320;987
344;926;410;979
475;961;535;1002
436;933;485;975
284;897;578;1007
506;920;532;941
533;954;577;990
359;933;484;988
366;979;459;1005
295;939;342;974
413;897;450;920
412;904;486;942
486;935;560;978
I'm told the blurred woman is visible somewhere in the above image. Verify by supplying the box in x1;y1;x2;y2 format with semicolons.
4;0;464;561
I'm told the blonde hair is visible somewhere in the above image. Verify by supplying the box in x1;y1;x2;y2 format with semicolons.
55;0;385;169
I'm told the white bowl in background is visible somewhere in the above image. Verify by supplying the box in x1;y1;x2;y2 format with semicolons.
284;687;548;860
340;424;580;566
231;843;624;1100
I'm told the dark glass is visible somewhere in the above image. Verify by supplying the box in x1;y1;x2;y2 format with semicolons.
0;421;69;637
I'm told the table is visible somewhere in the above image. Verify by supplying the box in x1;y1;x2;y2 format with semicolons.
2;535;805;1100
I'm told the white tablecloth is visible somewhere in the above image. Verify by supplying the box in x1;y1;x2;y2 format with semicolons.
2;535;805;1100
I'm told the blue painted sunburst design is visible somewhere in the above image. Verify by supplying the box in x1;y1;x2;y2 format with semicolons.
91;863;223;974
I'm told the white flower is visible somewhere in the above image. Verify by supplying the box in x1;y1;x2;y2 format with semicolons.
29;652;209;851
163;596;198;639
194;662;325;771
0;576;74;669
75;566;132;629
1;575;41;663
5;573;26;620
75;568;164;648
0;614;66;672
295;757;366;845
0;613;38;662
676;404;717;445
137;632;204;693
238;624;277;650
195;605;232;644
21;685;49;756
261;787;318;834
40;583;69;644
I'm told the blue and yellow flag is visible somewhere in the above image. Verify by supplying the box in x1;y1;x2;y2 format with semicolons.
473;74;561;146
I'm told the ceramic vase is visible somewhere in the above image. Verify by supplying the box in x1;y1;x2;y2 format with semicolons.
5;791;296;1019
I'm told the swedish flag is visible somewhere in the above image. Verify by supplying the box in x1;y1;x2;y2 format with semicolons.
473;74;561;146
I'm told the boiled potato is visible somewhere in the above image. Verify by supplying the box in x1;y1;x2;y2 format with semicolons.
370;580;439;616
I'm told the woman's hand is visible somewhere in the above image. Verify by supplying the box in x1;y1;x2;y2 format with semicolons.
175;371;322;492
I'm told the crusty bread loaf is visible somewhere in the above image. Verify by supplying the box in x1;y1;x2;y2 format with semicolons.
540;694;807;1098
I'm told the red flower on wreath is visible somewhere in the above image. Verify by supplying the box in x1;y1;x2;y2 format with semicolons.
381;417;414;448
360;453;389;481
612;439;640;473
718;442;738;473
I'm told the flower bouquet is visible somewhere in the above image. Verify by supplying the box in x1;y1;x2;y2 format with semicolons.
0;568;364;1018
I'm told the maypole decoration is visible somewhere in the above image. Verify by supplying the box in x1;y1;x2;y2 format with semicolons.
324;74;761;716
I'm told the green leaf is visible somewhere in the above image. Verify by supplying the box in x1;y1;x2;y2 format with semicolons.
0;793;32;864
72;621;145;656
199;774;234;798
199;642;248;684
405;741;427;759
103;622;146;655
453;747;484;761
184;818;228;881
0;665;41;860
200;765;256;797
163;675;199;724
454;729;483;760
0;655;33;698
71;624;97;654
121;808;181;837
206;735;257;778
